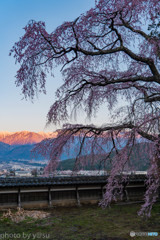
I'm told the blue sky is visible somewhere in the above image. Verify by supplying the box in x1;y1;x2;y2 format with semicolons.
0;0;110;132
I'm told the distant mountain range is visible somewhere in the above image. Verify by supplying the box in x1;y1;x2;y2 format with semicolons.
0;131;57;162
0;132;113;161
0;142;42;161
0;131;150;172
0;131;57;145
58;142;151;171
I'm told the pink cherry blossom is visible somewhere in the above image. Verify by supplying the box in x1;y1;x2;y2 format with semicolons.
11;0;160;217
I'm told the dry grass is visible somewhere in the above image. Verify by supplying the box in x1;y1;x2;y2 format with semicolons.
2;207;50;223
0;203;159;240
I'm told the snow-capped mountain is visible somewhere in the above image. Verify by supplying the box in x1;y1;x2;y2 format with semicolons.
38;131;57;139
0;131;57;145
0;131;13;140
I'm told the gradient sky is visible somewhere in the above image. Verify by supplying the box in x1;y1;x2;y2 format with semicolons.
0;0;111;132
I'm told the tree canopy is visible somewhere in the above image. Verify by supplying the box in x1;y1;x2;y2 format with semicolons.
11;0;160;217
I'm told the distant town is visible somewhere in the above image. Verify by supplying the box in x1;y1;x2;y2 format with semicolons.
0;158;48;177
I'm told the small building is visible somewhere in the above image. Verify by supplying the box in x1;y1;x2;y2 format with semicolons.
15;171;32;177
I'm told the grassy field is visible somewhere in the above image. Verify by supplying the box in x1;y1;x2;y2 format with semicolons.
0;203;159;240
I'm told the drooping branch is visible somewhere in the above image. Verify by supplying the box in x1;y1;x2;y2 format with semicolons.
56;123;158;143
119;13;152;41
11;0;160;217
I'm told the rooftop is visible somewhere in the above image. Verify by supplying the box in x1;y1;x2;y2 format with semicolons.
0;174;146;187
